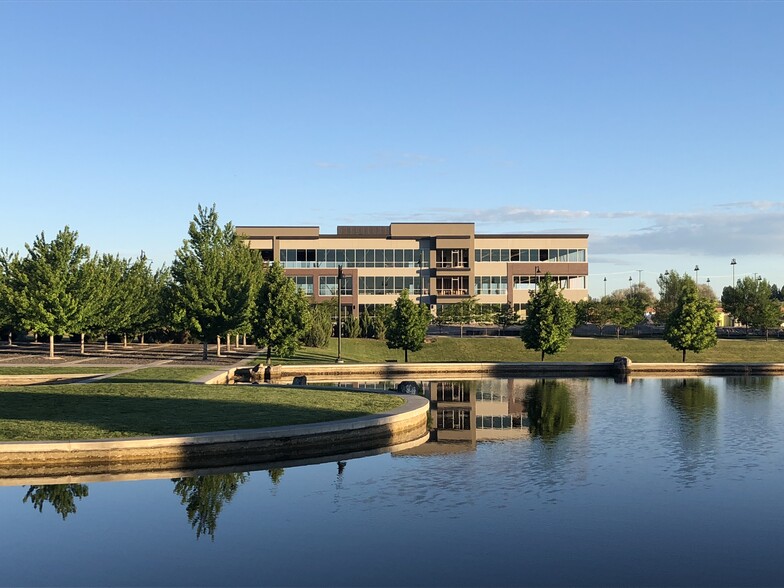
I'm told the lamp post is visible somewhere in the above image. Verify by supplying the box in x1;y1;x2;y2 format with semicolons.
731;258;736;286
603;277;607;297
694;265;700;283
336;265;344;364
628;276;633;295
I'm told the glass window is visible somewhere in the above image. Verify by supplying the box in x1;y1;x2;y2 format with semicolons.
346;249;355;267
365;249;374;265
501;249;510;262
385;250;394;268
549;249;558;262
559;249;568;262
538;249;548;262
475;250;481;262
355;249;364;266
394;250;404;267
336;249;345;264
317;250;326;265
491;249;500;262
511;249;520;262
481;249;491;262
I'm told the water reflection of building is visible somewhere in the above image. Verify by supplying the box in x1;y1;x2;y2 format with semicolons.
427;379;531;445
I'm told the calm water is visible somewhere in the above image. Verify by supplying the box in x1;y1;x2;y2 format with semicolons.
3;376;784;587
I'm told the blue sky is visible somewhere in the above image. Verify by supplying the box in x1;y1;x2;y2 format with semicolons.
2;1;782;298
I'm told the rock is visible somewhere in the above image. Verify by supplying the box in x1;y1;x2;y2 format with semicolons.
397;381;419;395
248;363;265;384
292;375;308;386
613;356;632;375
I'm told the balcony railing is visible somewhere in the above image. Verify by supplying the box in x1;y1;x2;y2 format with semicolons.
436;288;469;296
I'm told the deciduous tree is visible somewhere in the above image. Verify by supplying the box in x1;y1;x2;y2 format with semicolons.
385;289;431;362
252;262;310;364
520;274;576;361
664;279;718;362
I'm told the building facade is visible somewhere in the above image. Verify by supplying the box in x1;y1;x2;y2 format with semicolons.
236;222;589;318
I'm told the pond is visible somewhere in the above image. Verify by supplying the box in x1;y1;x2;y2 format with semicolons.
2;376;784;587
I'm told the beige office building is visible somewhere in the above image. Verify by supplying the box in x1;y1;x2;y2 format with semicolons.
236;222;588;318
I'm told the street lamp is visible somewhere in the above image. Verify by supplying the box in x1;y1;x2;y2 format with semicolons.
628;276;633;294
731;258;737;285
336;265;344;364
603;277;607;297
694;265;700;282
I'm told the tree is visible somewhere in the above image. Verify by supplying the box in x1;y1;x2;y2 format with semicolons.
664;279;718;362
303;300;334;348
0;249;21;345
655;270;691;325
10;227;90;358
520;275;576;361
494;303;518;332
722;277;782;339
170;205;262;360
385;289;432;362
343;311;361;338
252;262;310;364
359;308;373;338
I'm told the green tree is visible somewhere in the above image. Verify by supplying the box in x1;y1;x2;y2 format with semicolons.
495;303;519;332
303;300;335;348
172;473;248;540
23;484;89;520
0;249;21;345
171;205;261;360
10;227;90;358
655;270;691;325
520;275;576;361
343;311;361;338
359;308;373;338
722;277;782;339
664;278;718;362
370;306;391;340
385;289;432;362
252;262;310;364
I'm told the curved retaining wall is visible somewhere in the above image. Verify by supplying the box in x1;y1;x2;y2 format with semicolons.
0;394;429;479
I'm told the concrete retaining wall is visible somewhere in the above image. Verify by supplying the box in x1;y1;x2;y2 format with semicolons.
0;374;103;386
0;394;429;479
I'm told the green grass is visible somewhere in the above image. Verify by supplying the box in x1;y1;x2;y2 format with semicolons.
102;367;218;384
0;382;404;441
0;366;122;375
263;336;784;365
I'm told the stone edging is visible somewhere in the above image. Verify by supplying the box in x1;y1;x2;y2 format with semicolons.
0;393;429;479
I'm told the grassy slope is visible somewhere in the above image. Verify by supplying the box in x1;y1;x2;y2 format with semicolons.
264;336;784;365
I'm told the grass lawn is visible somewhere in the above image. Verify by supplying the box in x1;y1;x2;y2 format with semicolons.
0;366;123;376
101;367;219;384
262;336;784;365
0;382;403;441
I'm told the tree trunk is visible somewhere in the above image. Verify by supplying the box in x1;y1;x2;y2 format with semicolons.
216;335;222;357
266;346;272;365
682;349;686;363
123;334;128;348
7;331;12;346
202;340;208;361
226;335;231;352
80;333;85;355
140;333;145;345
104;335;109;352
236;334;241;348
33;333;38;344
541;350;545;361
49;334;55;359
404;349;409;363
243;334;247;346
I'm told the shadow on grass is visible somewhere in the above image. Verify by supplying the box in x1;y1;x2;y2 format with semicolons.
0;391;373;438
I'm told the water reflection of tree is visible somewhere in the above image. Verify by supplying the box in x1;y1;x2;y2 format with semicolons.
662;379;718;421
525;379;576;441
725;376;774;396
267;468;284;485
171;473;248;540
23;484;89;520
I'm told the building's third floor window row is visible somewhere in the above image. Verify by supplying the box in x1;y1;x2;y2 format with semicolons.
475;248;586;263
280;249;430;269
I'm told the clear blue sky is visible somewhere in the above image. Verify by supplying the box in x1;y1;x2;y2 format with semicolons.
2;1;782;298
